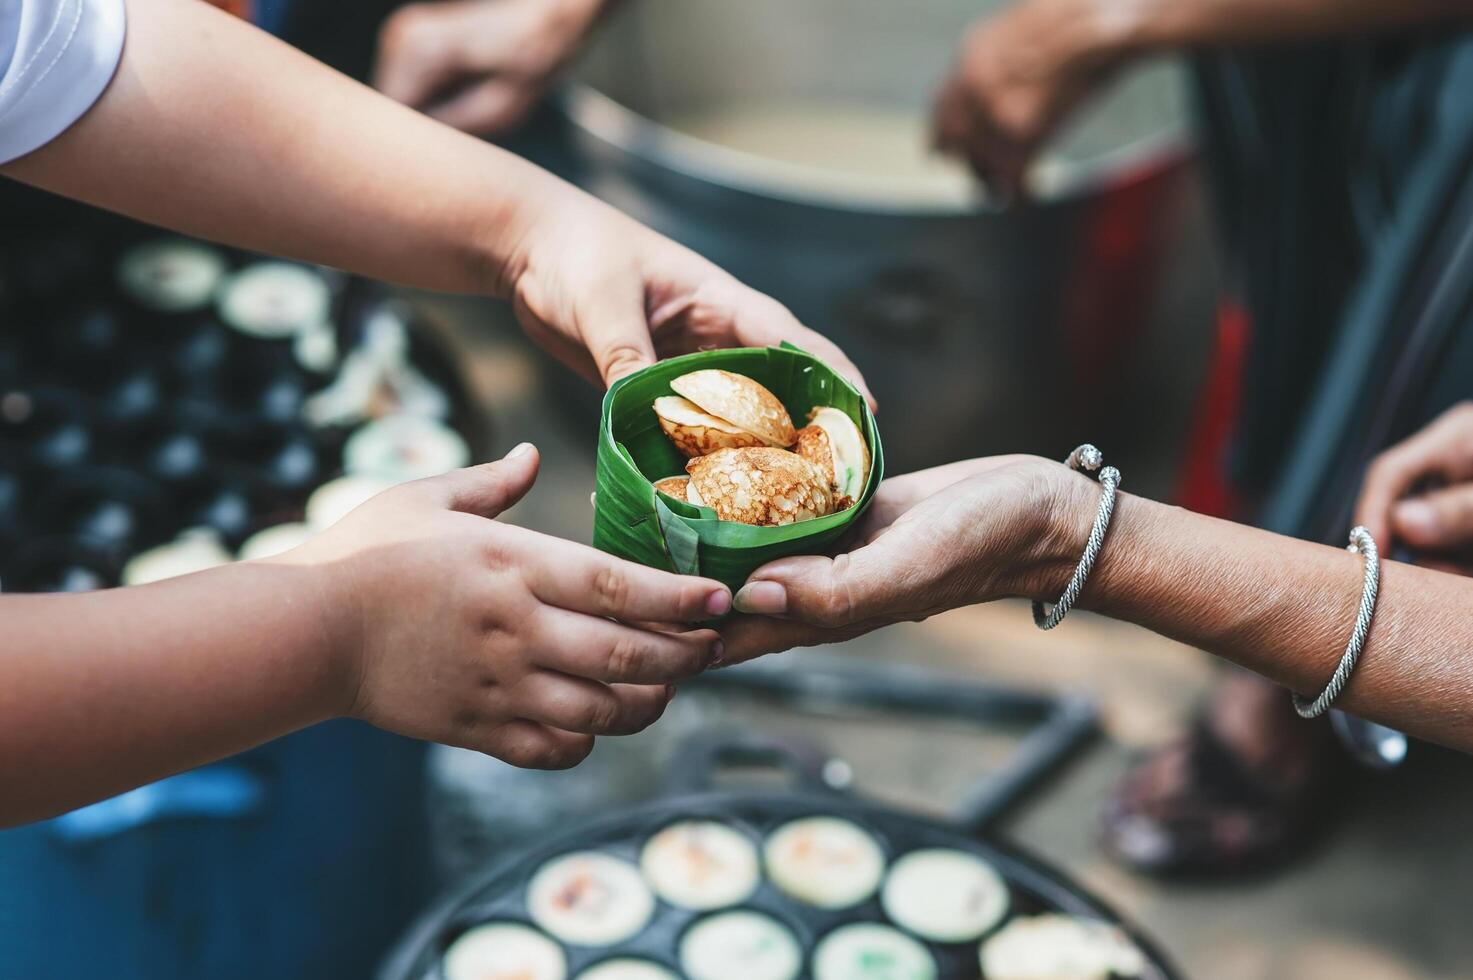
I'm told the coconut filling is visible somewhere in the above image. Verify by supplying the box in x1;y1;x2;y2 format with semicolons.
652;396;748;434
808;407;867;499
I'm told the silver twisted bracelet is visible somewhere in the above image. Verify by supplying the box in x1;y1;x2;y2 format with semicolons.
1292;526;1381;718
1033;444;1121;631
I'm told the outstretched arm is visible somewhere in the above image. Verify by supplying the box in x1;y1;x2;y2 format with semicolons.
723;457;1473;752
0;449;733;828
2;0;869;395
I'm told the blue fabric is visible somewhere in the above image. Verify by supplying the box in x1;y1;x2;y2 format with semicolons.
0;722;430;980
49;766;268;843
254;0;293;36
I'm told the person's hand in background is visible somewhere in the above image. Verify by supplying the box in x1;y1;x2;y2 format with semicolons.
1355;402;1473;574
931;0;1135;200
719;456;1083;664
499;185;876;403
374;0;609;135
287;444;730;769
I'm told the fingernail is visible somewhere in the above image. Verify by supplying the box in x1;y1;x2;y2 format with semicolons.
709;639;725;667
705;589;732;617
734;581;787;615
665;684;678;701
504;442;534;460
1396;499;1439;538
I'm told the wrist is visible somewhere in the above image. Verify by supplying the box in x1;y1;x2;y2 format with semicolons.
1074;0;1160;59
469;156;575;300
265;548;369;721
1021;465;1107;602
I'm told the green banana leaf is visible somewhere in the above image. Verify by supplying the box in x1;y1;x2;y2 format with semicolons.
593;345;884;593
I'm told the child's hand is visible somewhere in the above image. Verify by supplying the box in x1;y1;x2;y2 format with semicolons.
288;444;729;769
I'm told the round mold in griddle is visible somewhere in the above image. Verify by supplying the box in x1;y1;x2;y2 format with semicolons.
116;238;228;315
168;319;240;382
678;909;802;980
237;522;314;562
381;793;1180;980
574;958;679;980
880;847;1009;944
121;528;234;586
763;815;887;910
639;819;761;911
217;262;332;340
198;341;311;428
96;361;171;435
225;427;324;502
441;921;567;980
123;417;213;486
527;851;657;947
32;465;169;557
304;473;396;531
343;414;470;484
812;922;937;980
979;912;1149;980
173;470;271;548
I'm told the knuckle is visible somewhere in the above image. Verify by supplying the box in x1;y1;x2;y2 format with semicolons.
605;636;646;680
576;695;618;734
548;737;595;770
812;582;855;628
591;566;630;614
598;342;650;382
497;738;547;769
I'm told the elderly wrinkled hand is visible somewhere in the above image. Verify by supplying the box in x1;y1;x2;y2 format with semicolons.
375;0;606;136
931;0;1133;200
1355;401;1473;574
718;456;1084;664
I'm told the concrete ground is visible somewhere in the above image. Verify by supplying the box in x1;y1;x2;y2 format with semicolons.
415;292;1473;980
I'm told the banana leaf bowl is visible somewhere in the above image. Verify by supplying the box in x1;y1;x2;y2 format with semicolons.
593;345;883;593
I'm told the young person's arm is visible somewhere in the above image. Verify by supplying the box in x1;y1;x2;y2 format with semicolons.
722;456;1473;753
2;0;869;396
0;448;733;828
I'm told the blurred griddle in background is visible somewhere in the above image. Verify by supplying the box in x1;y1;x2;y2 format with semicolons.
412;288;1473;980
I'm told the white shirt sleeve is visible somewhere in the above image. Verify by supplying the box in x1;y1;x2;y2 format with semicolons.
0;0;126;165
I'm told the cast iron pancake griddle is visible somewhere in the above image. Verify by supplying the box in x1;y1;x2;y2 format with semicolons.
383;789;1180;980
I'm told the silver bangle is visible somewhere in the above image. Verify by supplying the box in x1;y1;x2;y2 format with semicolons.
1033;444;1121;631
1292;526;1381;719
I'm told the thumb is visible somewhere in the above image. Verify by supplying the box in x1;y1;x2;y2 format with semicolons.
733;551;888;629
437;442;540;519
1392;483;1473;551
582;277;657;387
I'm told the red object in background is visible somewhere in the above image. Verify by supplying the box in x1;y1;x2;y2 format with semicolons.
206;0;253;19
1060;168;1168;384
1176;300;1249;519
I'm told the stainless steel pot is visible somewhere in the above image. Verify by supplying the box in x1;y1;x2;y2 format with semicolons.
538;0;1219;485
